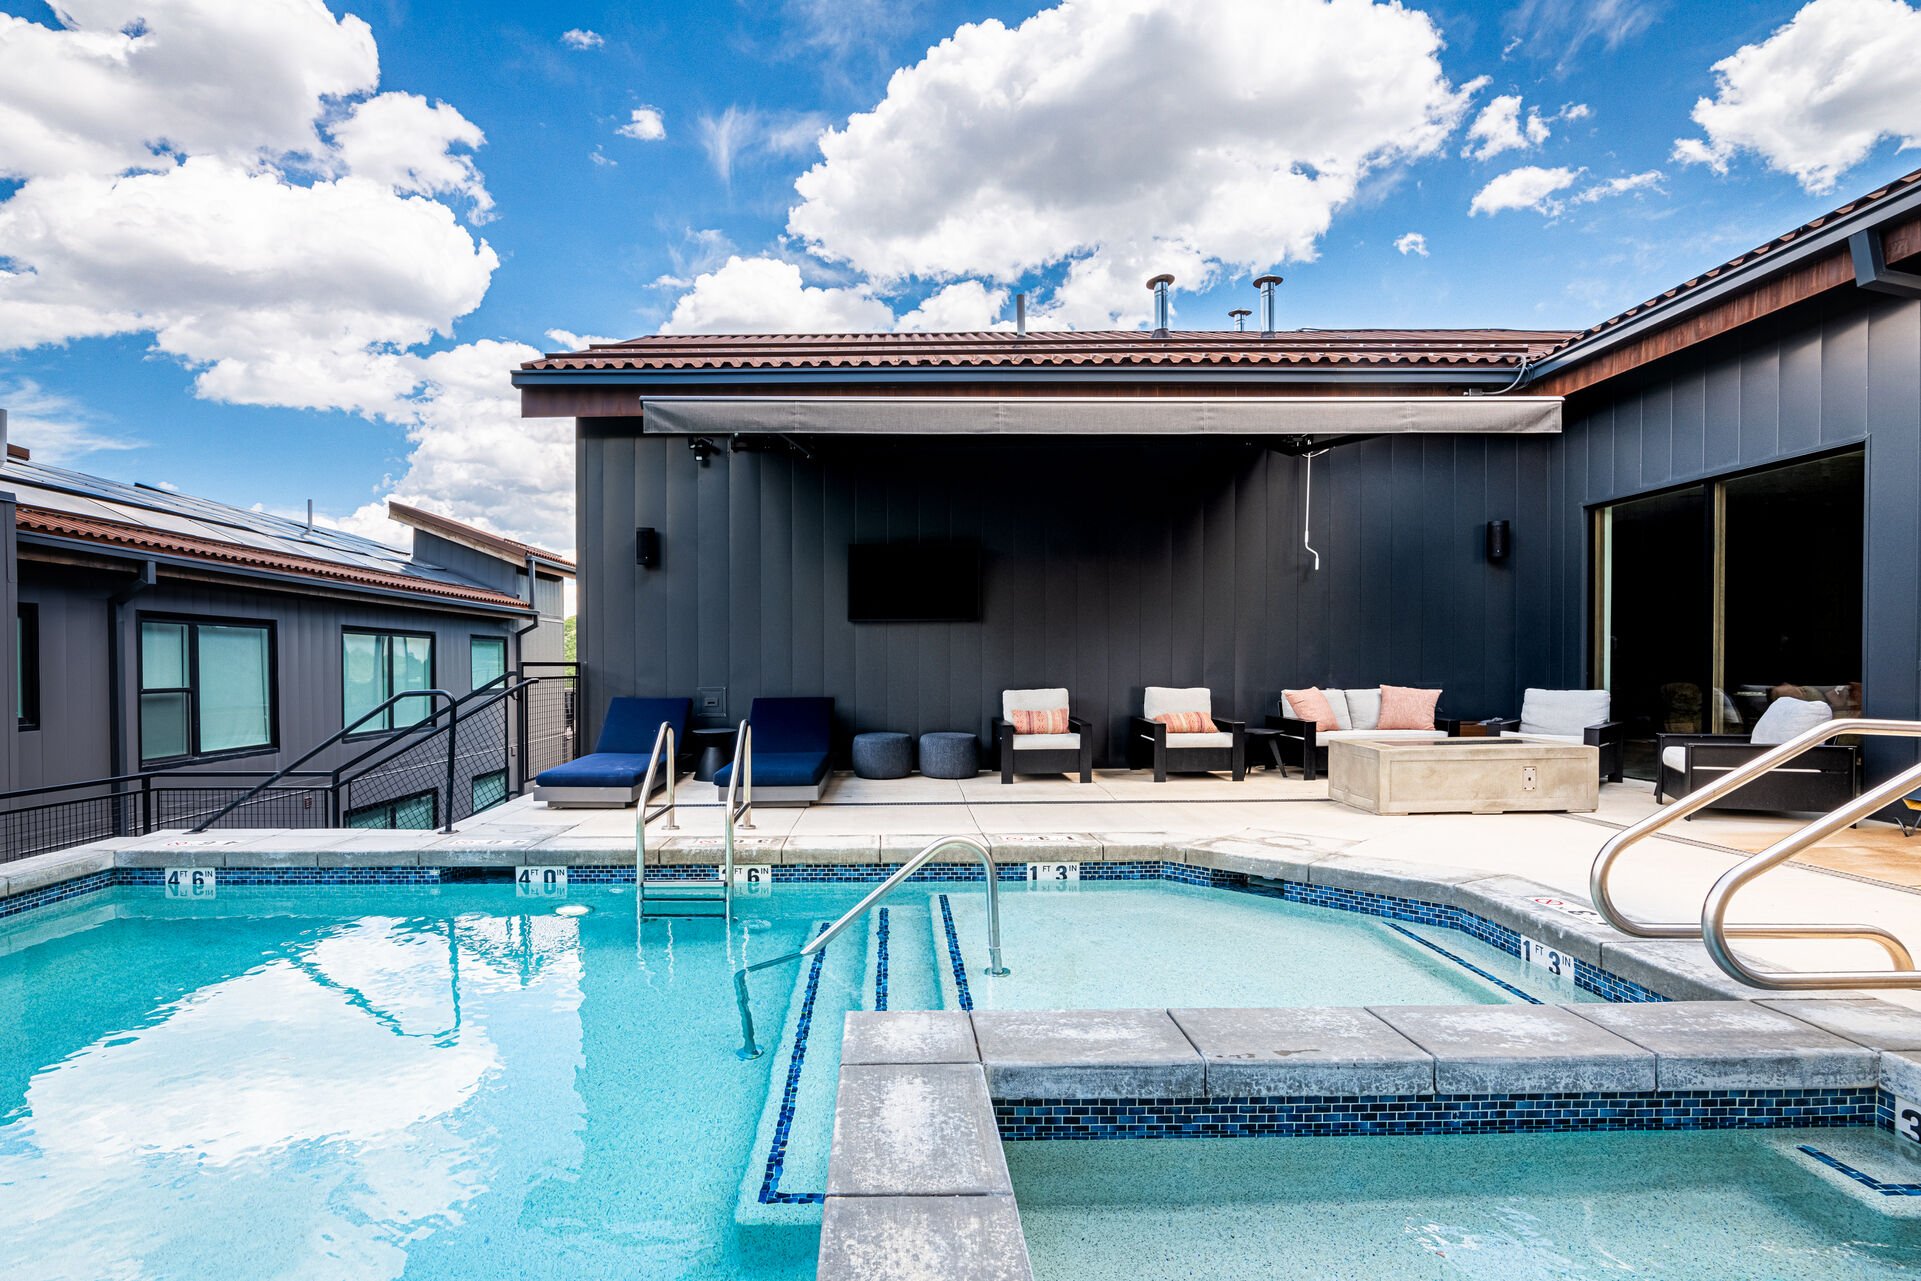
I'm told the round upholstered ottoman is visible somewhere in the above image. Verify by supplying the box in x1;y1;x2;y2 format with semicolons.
852;731;913;780
918;732;980;780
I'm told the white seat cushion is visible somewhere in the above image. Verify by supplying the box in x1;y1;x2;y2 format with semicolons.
1519;688;1609;738
1661;744;1819;775
1749;697;1833;746
1166;731;1234;749
1012;732;1081;751
1318;728;1448;742
1004;687;1070;720
1501;730;1582;745
1344;687;1379;731
1144;686;1212;721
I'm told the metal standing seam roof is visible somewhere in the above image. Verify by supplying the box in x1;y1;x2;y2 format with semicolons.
3;456;532;611
519;328;1577;373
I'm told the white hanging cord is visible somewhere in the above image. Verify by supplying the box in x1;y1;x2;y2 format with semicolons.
1302;448;1328;571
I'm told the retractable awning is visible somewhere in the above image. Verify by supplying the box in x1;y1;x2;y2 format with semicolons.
639;395;1560;437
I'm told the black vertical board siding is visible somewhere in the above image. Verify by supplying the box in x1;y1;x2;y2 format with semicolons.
760;453;794;697
1739;344;1782;467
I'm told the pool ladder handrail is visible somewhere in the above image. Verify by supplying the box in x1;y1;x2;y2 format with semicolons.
1591;716;1921;989
731;835;1009;1060
633;721;679;917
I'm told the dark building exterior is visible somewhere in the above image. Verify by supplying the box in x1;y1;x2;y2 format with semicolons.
0;433;573;850
519;168;1921;789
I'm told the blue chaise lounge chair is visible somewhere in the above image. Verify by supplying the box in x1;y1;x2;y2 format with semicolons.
533;696;691;808
713;697;834;805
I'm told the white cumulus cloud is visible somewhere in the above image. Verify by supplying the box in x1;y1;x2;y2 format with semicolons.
1393;231;1429;257
660;255;894;333
1571;169;1665;203
780;0;1479;328
1462;95;1551;161
0;378;141;464
896;280;1009;331
1469;165;1582;216
1672;0;1921;194
616;107;666;141
561;28;604;50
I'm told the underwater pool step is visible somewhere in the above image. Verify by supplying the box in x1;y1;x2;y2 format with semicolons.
637;881;728;917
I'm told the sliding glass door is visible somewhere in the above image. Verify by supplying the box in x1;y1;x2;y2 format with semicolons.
1592;450;1864;779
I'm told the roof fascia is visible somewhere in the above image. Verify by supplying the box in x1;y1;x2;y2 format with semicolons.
512;364;1524;388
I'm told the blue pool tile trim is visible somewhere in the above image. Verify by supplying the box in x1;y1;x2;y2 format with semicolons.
757;923;831;1207
937;893;973;1011
1798;1144;1921;1195
2;858;1671;1003
874;907;890;1012
1382;922;1543;1005
994;1088;1876;1141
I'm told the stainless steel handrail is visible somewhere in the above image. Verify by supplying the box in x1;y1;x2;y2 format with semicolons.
633;722;679;914
1591;717;1921;974
731;835;1009;1060
720;719;756;921
1703;758;1921;988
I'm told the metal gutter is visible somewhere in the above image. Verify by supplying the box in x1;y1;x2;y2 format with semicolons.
1522;181;1921;385
14;532;538;617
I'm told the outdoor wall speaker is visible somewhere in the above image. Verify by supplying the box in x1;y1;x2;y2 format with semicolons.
1485;519;1511;563
636;527;661;569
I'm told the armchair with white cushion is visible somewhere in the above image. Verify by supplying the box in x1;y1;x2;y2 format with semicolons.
1127;686;1245;782
1482;688;1625;783
992;688;1094;784
1654;695;1858;813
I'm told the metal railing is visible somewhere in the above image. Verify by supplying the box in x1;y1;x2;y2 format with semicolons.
731;835;1009;1060
633;722;679;913
1591;717;1921;989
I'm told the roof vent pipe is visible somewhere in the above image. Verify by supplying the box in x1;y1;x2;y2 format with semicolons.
1254;274;1283;336
1147;273;1175;337
1229;308;1251;332
1015;292;1027;338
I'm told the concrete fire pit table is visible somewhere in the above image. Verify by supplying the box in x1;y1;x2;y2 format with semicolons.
1326;736;1599;815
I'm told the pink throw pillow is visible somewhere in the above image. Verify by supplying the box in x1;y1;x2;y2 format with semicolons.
1377;685;1441;730
1154;711;1218;734
1010;706;1069;735
1284;687;1340;732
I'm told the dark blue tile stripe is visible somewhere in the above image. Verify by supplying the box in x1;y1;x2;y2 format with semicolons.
1382;922;1543;1004
995;1088;1876;1140
937;892;973;1011
757;923;830;1207
874;907;889;1012
1798;1144;1921;1195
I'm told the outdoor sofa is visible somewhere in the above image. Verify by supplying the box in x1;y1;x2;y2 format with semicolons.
993;687;1094;783
1482;688;1626;782
1656;695;1858;813
713;696;835;804
1127;686;1245;782
1265;686;1448;781
533;696;690;808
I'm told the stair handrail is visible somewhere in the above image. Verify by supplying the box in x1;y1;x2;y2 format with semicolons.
1703;756;1921;988
326;674;512;788
730;835;1010;1060
1591;716;1921;970
633;722;679;910
190;687;458;832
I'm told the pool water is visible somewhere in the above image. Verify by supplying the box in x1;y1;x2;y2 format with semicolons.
1009;1131;1921;1279
0;879;1595;1279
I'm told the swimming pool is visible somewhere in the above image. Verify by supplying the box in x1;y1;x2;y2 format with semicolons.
1009;1130;1921;1279
0;875;1596;1278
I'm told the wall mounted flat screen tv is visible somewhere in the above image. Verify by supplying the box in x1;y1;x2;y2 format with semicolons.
847;541;981;623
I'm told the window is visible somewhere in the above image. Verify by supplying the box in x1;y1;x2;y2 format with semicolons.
16;604;38;730
470;636;507;691
471;768;508;814
138;617;274;764
343;629;435;732
345;791;437;830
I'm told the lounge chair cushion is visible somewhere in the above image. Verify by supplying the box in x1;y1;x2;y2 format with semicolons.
1660;745;1820;775
1144;686;1213;721
1750;696;1833;746
1166;732;1234;749
593;696;692;754
1004;687;1070;719
748;696;834;753
1013;733;1081;750
1501;730;1582;745
1519;688;1609;739
535;753;656;788
1317;728;1448;743
713;751;830;789
1342;688;1376;731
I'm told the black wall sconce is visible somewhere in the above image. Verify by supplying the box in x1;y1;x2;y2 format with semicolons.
688;437;714;465
1485;519;1511;563
636;527;661;569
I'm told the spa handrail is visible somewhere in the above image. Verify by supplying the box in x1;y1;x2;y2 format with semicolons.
633;721;679;897
731;835;1009;1060
1590;717;1921;974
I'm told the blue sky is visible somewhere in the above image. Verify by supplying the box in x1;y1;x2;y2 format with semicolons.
3;0;1920;553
